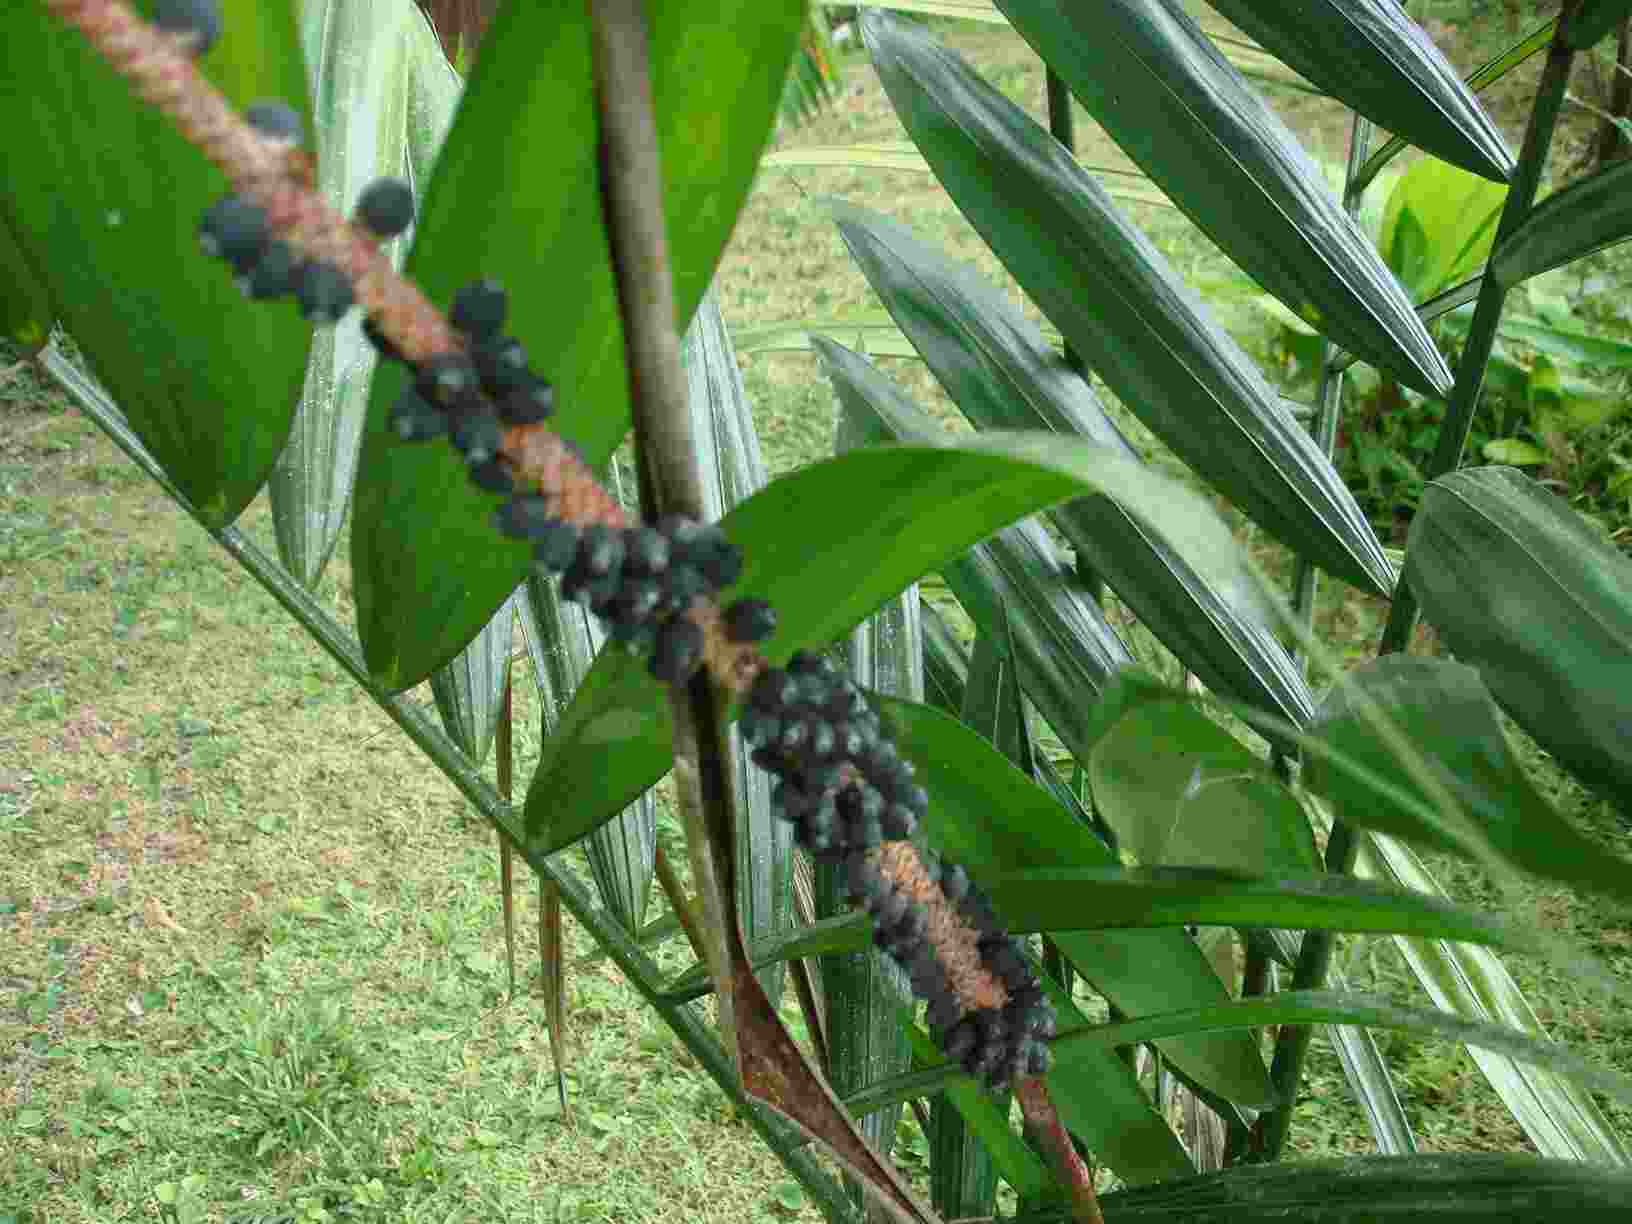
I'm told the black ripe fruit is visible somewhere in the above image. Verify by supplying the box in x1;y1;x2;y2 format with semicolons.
650;618;704;687
295;260;354;323
492;495;555;541
532;521;581;573
245;100;302;145
240;241;296;300
389;388;447;442
199;195;268;273
155;0;222;55
355;177;414;238
416;354;479;409
722;597;776;644
451;413;503;465
497;377;555;426
450;279;507;339
468;457;514;495
623;528;671;577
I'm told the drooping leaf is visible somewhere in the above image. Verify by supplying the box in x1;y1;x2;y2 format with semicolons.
1567;1;1632;49
430;591;514;765
989;0;1451;397
1490;156;1632;289
352;0;805;691
1081;1153;1632;1222
1201;0;1512;182
828;200;1315;731
859;9;1396;596
1305;654;1632;907
270;0;426;589
878;696;1277;1109
1404;467;1632;803
1356;831;1631;1165
0;0;312;525
983;864;1554;957
522;426;1256;853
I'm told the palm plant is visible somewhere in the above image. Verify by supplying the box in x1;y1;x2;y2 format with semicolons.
7;1;1632;1221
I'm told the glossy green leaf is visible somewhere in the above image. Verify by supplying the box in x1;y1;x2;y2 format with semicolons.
1057;990;1632;1111
1306;654;1632;907
1080;1153;1632;1222
1567;1;1632;49
352;0;804;691
270;0;430;589
430;592;514;766
0;0;312;526
988;0;1450;397
521;573;655;934
0;212;53;352
1492;157;1632;287
829;200;1316;731
1356;831;1631;1165
1405;467;1632;803
878;696;1276;1109
860;10;1396;597
1481;438;1546;466
1441;307;1632;369
1202;1;1512;182
983;864;1551;955
1378;158;1508;302
523;426;1254;853
1084;680;1318;874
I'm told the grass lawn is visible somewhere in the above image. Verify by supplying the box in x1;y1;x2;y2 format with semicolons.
4;7;1632;1222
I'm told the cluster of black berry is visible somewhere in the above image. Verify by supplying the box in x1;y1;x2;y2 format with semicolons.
373;276;558;497
740;650;1055;1090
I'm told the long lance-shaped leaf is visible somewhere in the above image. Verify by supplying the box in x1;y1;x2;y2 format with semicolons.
1;0;312;526
828;201;1316;733
681;279;792;1003
1356;831;1631;1165
520;574;656;933
522;426;1259;853
819;424;920;1214
877;695;1277;1111
1201;1;1512;182
1403;468;1632;803
859;9;1396;597
430;592;515;764
1078;1153;1632;1222
989;0;1451;398
1567;1;1632;49
351;0;804;692
1490;156;1632;289
1305;654;1632;910
270;0;423;588
1322;966;1416;1156
818;336;1137;757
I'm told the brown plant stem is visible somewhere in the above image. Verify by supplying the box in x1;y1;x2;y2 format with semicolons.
654;840;709;967
1014;1076;1105;1224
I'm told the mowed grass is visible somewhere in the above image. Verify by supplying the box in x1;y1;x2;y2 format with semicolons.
4;10;1632;1224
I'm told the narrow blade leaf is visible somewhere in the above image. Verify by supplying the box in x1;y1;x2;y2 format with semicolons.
1490;157;1632;288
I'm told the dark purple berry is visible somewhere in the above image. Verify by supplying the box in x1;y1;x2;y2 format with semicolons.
902;784;929;817
750;668;797;714
1026;1042;1051;1077
295;259;354;322
451;413;503;465
199;195;268;272
492;494;554;540
575;525;624;577
472;335;530;394
246;100;302;144
240;240;296;299
807;721;835;760
943;1019;977;1067
623;528;671;576
927;989;962;1036
659;564;707;614
649;618;703;687
389;388;446;441
468;456;514;495
155;0;222;55
722;597;776;644
881;802;916;842
498;377;555;425
942;864;970;904
532;521;580;573
985;940;1031;991
416;354;479;409
355;177;414;238
611;579;662;626
738;706;779;750
450;279;507;339
776;718;809;754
